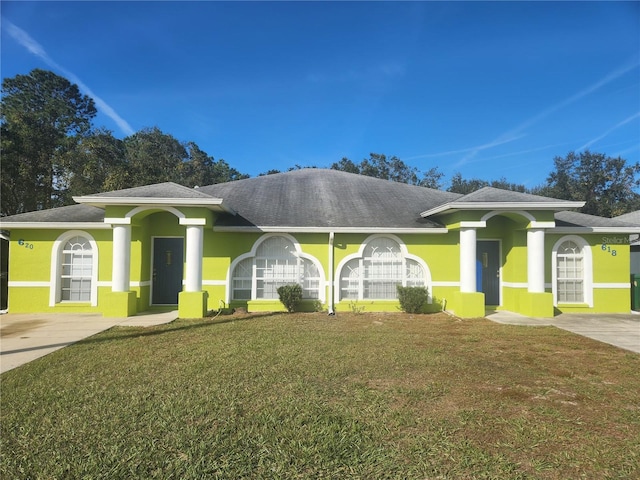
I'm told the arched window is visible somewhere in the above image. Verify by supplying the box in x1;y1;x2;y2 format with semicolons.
50;231;98;306
230;235;323;301
552;235;592;307
556;240;584;303
338;236;428;301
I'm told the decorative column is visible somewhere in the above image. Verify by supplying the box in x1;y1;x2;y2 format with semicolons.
454;226;485;318
522;226;553;317
104;222;137;318
459;227;477;293
111;224;131;292
178;220;208;318
185;225;204;292
527;228;545;293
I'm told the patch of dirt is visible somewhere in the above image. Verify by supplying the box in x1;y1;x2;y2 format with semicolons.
0;319;46;337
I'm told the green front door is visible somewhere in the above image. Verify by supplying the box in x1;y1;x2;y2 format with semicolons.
152;237;183;305
477;240;500;306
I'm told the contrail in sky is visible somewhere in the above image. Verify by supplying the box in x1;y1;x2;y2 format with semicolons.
3;18;135;136
578;112;640;151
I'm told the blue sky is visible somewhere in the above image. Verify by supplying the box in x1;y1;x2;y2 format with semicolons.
1;1;639;189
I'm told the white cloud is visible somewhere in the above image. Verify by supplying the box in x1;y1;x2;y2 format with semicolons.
3;18;135;136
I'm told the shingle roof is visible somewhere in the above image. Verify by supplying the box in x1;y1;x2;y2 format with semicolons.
0;204;105;223
615;210;640;226
198;169;460;229
456;187;576;204
554;211;640;229
76;182;215;199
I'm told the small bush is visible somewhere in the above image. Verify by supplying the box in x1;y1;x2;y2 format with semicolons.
397;285;429;314
277;284;303;312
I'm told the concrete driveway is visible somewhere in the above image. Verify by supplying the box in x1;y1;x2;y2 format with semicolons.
0;311;177;374
487;311;640;353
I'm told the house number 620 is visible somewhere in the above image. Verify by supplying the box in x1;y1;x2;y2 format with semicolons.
17;239;34;250
601;244;617;256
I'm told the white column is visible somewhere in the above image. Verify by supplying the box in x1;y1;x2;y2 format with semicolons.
527;228;546;293
112;225;131;292
185;225;204;292
460;227;477;293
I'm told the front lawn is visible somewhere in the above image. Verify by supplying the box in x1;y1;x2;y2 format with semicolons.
1;312;638;479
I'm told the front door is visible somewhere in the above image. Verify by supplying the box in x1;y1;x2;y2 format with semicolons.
152;237;184;305
477;240;500;305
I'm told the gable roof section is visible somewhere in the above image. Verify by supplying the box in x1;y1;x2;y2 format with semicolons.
73;182;233;212
420;186;585;217
554;210;640;233
0;204;109;229
198;169;459;231
615;210;640;226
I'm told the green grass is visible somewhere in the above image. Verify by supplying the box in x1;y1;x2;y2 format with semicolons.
2;312;639;479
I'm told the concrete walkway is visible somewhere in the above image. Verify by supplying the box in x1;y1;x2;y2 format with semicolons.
0;310;177;374
486;310;640;353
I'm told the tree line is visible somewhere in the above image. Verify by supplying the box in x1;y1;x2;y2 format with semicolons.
2;69;639;218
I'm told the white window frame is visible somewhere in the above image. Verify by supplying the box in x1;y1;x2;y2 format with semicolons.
227;233;325;303
335;234;432;302
552;235;593;307
50;230;99;306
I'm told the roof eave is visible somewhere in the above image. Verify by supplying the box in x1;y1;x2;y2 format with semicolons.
0;222;111;230
73;196;236;214
214;226;449;234
420;201;586;218
551;226;640;234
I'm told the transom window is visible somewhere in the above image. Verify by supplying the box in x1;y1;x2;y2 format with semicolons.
339;237;426;300
60;235;93;302
231;236;321;300
556;240;584;303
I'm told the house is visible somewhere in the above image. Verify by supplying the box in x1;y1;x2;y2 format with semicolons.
0;169;637;319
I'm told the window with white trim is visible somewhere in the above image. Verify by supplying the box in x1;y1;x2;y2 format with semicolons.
231;236;321;300
60;235;93;302
556;240;584;303
339;237;426;300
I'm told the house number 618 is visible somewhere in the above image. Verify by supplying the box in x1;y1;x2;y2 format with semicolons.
17;239;34;250
601;244;617;256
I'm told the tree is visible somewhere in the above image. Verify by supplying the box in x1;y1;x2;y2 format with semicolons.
448;173;527;195
60;129;128;200
331;153;443;189
123;127;188;187
180;142;248;187
534;151;640;217
1;69;96;215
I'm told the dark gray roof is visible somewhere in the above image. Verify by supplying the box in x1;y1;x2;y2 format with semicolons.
615;210;640;226
555;211;640;229
0;204;105;223
78;182;215;199
456;186;577;204
199;169;460;229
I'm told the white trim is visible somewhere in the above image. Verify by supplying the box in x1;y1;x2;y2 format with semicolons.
593;282;631;289
104;217;131;225
421;201;585;217
74;196;225;206
502;281;528;289
551;235;593;307
214;226;449;234
530;221;556;228
49;231;99;307
432;281;460;287
334;234;433;303
459;221;486;228
203;279;227;286
179;218;207;226
8;281;50;287
552;227;640;234
0;222;110;230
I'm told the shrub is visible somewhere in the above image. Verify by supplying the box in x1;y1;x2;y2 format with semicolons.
396;285;429;314
277;284;303;312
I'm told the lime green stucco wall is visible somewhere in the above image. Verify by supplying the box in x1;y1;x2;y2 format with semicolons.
4;209;633;318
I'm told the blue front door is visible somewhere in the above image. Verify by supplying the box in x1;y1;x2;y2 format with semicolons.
152;237;184;305
477;240;500;306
